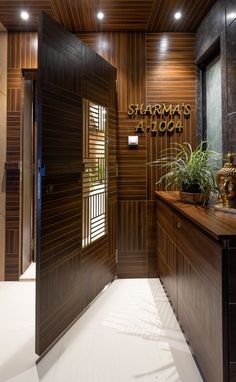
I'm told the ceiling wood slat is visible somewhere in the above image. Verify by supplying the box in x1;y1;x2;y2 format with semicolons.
0;0;216;32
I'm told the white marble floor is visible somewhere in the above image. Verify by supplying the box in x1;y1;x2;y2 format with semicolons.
0;279;203;382
19;263;36;281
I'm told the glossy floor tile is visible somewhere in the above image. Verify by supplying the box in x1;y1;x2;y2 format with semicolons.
0;279;203;382
19;263;36;281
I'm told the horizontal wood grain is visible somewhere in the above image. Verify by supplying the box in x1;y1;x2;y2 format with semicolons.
146;33;196;198
36;13;117;355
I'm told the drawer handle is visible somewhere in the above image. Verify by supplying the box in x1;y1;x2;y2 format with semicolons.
177;222;181;229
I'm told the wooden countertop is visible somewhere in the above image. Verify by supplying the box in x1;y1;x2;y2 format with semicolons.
155;191;236;240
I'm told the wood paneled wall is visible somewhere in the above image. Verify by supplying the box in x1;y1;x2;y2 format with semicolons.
146;34;196;198
5;32;37;280
79;32;196;278
5;31;196;280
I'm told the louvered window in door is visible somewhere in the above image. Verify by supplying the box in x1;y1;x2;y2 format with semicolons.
82;100;108;248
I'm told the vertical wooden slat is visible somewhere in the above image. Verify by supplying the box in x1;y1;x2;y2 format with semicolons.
0;1;216;33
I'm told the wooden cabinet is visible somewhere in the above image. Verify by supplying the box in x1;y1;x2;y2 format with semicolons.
157;198;178;312
176;213;223;382
156;192;236;382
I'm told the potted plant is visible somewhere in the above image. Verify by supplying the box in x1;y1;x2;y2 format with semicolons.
150;141;221;204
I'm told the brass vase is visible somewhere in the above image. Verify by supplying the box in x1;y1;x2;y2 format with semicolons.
216;152;236;208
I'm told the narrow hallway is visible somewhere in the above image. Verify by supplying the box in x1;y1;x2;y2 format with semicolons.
0;279;202;382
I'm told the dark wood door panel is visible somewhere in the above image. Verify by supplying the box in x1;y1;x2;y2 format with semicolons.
37;254;83;352
41;84;83;176
36;13;83;355
36;13;117;356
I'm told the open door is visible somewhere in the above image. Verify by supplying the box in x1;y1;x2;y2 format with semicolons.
21;70;37;279
36;12;117;356
36;13;83;355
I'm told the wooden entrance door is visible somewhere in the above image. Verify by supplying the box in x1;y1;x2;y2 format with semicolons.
36;13;83;355
36;12;117;356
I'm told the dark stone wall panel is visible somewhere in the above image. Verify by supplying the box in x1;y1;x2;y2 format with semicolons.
227;19;236;114
226;0;236;26
196;0;236;154
196;0;225;62
228;112;236;152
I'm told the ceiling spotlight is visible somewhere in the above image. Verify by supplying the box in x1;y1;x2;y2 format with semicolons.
97;11;104;20
174;11;182;20
20;10;29;20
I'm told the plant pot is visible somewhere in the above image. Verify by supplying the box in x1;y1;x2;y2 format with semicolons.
179;191;210;204
181;182;201;193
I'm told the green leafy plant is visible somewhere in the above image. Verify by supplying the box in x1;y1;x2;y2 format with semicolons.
150;141;221;193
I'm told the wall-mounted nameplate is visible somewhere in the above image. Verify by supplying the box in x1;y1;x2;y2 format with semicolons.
127;103;191;136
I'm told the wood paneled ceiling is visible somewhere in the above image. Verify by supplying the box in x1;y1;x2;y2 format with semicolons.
0;0;216;32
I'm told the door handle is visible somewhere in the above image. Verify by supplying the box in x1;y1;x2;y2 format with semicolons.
45;184;54;194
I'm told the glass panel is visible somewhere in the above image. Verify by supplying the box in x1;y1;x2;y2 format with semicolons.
206;56;222;155
82;100;108;248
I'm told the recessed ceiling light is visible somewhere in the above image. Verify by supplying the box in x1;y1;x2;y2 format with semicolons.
97;11;104;20
174;11;182;20
20;10;29;20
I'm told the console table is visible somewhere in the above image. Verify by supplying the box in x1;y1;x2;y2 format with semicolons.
155;191;236;382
